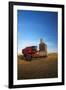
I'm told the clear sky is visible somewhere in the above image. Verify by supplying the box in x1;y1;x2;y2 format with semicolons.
17;10;58;54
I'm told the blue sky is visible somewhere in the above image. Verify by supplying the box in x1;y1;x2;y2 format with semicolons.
17;10;58;54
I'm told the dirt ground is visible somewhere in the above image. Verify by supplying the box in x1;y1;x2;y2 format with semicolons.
17;53;58;80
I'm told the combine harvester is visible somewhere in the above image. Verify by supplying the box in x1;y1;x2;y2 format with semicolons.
22;39;48;61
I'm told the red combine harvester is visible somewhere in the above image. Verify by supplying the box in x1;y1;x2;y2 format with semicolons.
22;46;47;61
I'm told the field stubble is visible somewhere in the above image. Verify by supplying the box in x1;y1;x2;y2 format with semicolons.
18;53;58;80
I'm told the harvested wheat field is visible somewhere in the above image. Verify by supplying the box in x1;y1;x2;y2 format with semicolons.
17;53;58;80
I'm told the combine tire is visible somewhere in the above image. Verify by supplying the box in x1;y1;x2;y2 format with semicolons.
25;54;32;61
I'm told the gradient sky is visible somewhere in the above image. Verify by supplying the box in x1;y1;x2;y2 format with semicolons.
17;10;58;54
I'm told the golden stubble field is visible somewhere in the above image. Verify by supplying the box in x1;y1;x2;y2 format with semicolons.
17;53;58;80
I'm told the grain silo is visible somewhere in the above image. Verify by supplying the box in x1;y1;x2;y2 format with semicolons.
39;39;47;56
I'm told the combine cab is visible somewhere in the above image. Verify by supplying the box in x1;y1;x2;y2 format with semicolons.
22;46;47;61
